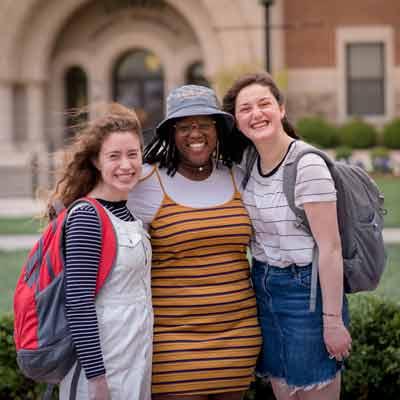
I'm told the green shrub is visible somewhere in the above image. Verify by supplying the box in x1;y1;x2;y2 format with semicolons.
383;119;400;149
296;116;339;148
342;294;400;399
0;314;56;399
335;146;353;161
339;119;378;149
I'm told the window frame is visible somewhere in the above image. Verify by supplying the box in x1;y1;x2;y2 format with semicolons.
346;42;385;116
337;26;394;124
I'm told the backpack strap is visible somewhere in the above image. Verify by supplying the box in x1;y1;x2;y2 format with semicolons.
283;141;334;232
282;141;335;312
64;197;117;295
42;384;55;400
69;361;82;400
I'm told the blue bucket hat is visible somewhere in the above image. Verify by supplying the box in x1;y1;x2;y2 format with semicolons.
156;85;234;136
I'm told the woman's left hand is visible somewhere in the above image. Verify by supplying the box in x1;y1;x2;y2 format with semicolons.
323;316;352;361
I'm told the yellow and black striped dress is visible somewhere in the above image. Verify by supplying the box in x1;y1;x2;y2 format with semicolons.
150;170;262;396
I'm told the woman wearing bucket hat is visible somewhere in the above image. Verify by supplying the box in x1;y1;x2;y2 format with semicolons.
128;85;261;399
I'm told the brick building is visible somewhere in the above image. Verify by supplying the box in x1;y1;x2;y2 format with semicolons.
0;0;399;196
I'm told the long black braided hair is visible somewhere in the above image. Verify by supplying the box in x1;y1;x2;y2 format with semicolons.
143;115;244;176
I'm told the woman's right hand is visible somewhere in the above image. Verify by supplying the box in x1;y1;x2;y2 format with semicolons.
88;374;111;400
323;316;352;361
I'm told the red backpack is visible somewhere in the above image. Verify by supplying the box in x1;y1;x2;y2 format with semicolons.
13;197;117;384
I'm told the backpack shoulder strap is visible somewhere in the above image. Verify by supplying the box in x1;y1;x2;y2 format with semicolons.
282;141;336;312
282;141;334;233
65;197;117;294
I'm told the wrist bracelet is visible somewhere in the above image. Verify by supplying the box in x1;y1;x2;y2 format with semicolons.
323;312;341;317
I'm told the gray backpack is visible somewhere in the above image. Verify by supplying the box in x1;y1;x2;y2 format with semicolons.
283;141;387;311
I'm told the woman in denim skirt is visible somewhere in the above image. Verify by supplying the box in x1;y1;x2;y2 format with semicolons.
223;72;352;400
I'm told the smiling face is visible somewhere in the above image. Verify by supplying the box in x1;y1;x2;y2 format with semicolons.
234;83;285;145
174;115;217;168
93;131;142;201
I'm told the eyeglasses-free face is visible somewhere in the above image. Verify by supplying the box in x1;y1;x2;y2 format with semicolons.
174;118;216;136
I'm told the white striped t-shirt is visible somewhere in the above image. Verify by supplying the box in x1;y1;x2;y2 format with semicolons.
241;141;337;267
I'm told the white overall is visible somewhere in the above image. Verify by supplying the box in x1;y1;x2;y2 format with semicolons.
60;208;153;400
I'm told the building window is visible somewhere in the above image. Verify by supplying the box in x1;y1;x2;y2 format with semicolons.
346;43;385;116
113;49;163;144
64;66;88;139
185;62;209;87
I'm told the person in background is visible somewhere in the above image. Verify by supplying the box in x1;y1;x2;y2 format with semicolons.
46;103;152;400
128;85;261;400
222;72;352;400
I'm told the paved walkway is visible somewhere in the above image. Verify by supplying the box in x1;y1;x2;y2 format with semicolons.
0;197;44;217
0;198;400;250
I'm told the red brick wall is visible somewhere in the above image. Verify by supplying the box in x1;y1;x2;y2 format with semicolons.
283;0;400;67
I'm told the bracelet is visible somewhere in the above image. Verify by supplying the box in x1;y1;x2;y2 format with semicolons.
323;312;341;317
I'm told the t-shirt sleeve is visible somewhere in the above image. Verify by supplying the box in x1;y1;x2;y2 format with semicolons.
127;164;163;231
294;153;337;209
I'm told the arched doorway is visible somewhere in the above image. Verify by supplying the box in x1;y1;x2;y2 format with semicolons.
64;66;88;140
113;49;164;144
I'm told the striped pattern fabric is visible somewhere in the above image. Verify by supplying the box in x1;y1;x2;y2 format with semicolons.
243;146;336;267
149;190;261;396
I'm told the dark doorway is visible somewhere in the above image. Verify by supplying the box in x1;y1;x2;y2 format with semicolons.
113;49;164;144
64;66;88;140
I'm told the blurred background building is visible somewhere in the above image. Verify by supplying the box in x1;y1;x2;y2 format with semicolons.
0;0;399;196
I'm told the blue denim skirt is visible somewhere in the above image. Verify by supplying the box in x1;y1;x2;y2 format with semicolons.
251;259;349;390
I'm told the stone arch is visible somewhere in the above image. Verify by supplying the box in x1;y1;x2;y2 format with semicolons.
4;0;232;82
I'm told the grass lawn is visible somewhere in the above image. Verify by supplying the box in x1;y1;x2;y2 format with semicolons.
374;243;400;302
0;250;28;316
1;245;400;316
374;175;400;228
0;216;43;235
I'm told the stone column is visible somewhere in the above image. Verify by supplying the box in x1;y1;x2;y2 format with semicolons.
0;82;15;152
26;81;50;191
26;81;46;151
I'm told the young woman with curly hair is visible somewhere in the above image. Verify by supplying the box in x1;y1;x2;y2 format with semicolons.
47;103;153;400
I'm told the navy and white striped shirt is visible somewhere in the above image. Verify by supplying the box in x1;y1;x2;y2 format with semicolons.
64;199;134;379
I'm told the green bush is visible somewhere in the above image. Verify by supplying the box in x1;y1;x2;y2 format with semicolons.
0;314;56;399
342;295;400;399
383;119;400;149
296;116;339;148
339;119;378;149
335;146;353;161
